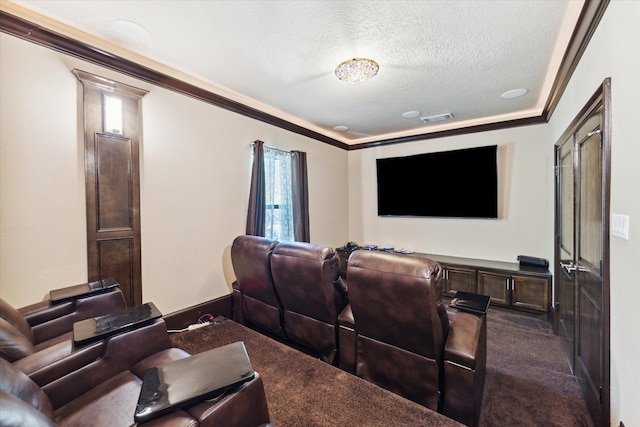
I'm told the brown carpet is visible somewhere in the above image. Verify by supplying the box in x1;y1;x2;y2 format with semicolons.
170;308;593;426
481;308;593;427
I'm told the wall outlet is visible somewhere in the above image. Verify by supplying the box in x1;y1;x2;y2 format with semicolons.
611;214;630;240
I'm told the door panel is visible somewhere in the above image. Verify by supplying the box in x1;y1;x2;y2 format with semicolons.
443;267;476;296
96;134;133;231
576;108;605;427
477;272;509;306
556;134;576;371
98;238;135;304
511;276;549;313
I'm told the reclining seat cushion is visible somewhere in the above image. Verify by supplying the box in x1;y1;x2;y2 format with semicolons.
231;235;283;337
0;357;54;419
0;297;35;343
271;242;347;362
0;317;36;361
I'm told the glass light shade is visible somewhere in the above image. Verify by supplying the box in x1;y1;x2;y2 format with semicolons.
335;58;379;84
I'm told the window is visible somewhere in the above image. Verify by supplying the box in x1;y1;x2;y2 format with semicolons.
246;140;309;242
264;147;294;242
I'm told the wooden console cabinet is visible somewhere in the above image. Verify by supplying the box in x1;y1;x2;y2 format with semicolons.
419;253;551;314
336;248;551;314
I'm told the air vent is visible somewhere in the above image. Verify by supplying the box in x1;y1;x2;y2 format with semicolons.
420;113;454;124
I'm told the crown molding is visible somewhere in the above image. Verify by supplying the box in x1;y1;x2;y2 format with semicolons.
0;1;609;151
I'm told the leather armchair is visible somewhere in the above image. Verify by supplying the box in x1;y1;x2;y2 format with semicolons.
230;235;284;338
345;250;486;427
0;319;272;427
270;241;348;364
0;290;126;362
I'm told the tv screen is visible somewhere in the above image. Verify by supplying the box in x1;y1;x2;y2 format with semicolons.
376;145;498;218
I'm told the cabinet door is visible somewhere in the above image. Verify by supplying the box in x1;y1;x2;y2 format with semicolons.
478;271;509;306
511;275;549;313
443;267;477;296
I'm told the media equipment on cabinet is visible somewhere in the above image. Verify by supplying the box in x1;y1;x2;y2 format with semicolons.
517;255;549;268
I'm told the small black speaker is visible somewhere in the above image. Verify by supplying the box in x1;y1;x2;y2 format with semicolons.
517;255;549;268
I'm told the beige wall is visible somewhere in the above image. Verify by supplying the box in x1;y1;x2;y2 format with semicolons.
0;33;348;312
1;2;638;423
547;1;640;426
348;124;551;262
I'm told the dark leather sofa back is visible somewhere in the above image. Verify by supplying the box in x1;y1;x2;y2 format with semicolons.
347;250;446;410
348;250;445;357
231;235;284;337
271;241;348;363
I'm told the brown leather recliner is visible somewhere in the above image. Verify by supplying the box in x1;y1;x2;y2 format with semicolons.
0;290;126;362
231;235;285;338
0;319;272;427
270;241;348;364
345;250;486;427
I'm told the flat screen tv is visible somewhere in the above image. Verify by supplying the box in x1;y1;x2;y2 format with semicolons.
376;145;498;218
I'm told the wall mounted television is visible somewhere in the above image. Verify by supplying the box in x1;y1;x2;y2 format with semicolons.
376;145;498;218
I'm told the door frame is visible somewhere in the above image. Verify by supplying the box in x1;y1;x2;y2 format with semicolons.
553;78;611;426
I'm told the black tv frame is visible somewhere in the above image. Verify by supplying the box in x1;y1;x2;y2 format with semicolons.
376;145;498;219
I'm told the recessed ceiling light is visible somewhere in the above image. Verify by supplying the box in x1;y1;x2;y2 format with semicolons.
501;88;528;99
402;111;421;119
334;125;349;132
111;19;152;50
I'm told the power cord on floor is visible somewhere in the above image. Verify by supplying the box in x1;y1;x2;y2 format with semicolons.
167;313;214;333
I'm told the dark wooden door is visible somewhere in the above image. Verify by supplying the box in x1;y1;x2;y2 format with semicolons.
554;79;610;427
575;105;608;427
74;70;147;307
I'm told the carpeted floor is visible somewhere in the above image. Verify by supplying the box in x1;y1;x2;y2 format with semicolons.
480;308;593;427
170;308;593;426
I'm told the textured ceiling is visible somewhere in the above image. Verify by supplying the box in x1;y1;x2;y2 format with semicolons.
7;0;583;145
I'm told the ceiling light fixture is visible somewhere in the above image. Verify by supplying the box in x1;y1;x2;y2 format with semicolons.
335;58;379;84
334;125;349;132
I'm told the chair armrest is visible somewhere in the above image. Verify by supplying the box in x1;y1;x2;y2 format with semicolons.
186;372;271;427
442;311;487;427
21;291;127;345
134;373;271;427
337;304;356;374
19;301;75;326
337;304;354;328
232;282;244;324
43;319;173;409
135;410;197;427
444;311;485;369
13;339;106;387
